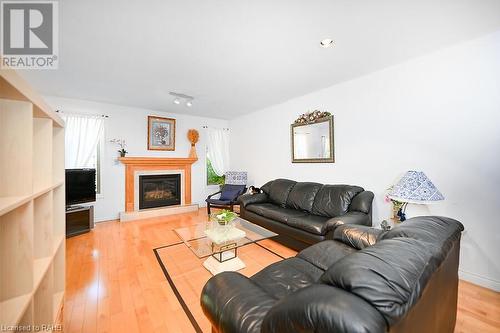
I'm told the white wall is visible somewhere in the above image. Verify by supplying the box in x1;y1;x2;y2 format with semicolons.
229;31;500;291
46;96;228;222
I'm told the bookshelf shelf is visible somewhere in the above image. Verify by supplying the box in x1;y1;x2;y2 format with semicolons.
0;294;32;327
1;68;65;328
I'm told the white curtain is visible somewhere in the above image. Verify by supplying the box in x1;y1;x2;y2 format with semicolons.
62;114;104;168
206;128;230;176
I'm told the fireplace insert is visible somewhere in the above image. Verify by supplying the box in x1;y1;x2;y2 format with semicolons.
139;174;181;209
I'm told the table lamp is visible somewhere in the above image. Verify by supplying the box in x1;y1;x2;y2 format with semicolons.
387;171;444;221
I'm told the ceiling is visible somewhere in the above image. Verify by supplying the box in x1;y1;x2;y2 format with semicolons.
20;0;500;119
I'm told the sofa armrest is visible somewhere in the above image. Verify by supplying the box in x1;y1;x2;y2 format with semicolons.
326;211;371;231
261;284;386;333
238;193;269;207
201;272;277;333
350;191;374;214
333;224;382;249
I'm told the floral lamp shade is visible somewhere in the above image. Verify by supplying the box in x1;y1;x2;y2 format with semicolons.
388;171;444;204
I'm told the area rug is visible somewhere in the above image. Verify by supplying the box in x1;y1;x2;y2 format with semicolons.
153;239;292;333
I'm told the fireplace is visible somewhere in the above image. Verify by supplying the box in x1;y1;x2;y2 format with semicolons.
139;174;181;209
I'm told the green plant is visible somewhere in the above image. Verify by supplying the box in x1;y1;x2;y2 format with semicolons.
214;209;237;224
207;158;225;185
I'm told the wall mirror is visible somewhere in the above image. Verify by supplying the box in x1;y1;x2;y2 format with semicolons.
291;116;334;163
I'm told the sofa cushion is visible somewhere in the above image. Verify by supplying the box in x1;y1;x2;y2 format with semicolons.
287;214;330;236
251;257;324;300
268;179;297;207
245;203;278;217
297;240;356;270
320;237;439;325
286;182;322;212
311;185;364;217
246;203;308;223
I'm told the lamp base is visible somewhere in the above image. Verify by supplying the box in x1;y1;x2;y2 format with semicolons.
398;204;431;222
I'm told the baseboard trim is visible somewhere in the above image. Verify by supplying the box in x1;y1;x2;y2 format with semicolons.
459;269;500;292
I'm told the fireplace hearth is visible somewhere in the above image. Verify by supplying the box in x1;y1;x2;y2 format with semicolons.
139;174;181;209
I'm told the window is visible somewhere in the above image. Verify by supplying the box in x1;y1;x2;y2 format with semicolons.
207;151;224;186
87;138;103;194
61;113;105;195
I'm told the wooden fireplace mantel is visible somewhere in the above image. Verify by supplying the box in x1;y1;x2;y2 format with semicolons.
119;157;198;212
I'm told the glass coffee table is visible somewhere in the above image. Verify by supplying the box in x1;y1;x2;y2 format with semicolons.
174;217;277;275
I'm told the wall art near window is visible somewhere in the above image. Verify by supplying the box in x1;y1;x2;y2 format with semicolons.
148;116;176;151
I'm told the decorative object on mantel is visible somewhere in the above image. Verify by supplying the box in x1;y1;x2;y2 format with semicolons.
387;170;444;222
291;112;334;163
187;129;199;158
294;110;332;124
148;116;176;151
110;139;128;157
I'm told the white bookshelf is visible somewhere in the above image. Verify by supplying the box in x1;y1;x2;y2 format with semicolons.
0;68;65;328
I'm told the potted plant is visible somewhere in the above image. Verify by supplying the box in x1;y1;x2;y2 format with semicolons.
212;209;237;226
118;147;128;158
111;139;128;157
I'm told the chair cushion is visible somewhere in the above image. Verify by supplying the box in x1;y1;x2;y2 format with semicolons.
220;184;246;201
268;179;297;207
245;204;307;223
286;182;322;212
251;258;324;300
311;185;364;217
287;214;330;236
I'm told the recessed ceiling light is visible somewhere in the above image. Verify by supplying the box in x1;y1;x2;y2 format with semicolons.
320;38;334;48
173;98;181;105
186;100;193;107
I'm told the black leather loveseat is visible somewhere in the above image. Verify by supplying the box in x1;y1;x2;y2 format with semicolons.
239;179;374;250
201;216;464;333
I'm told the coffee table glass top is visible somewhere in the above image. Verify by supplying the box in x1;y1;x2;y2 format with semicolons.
174;217;278;258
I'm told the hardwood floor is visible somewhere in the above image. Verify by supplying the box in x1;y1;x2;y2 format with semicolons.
63;209;500;333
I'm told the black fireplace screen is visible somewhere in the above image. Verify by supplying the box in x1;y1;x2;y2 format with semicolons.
139;174;181;209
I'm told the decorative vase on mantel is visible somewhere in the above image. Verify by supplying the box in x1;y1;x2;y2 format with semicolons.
187;129;199;159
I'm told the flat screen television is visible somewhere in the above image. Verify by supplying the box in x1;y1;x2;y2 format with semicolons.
66;168;96;206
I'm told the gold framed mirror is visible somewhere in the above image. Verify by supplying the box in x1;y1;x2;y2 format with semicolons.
291;116;334;163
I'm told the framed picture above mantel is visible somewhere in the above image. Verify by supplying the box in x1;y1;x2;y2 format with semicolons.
148;116;176;151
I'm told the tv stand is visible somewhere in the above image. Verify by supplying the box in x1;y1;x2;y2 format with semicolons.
66;205;86;211
66;205;94;237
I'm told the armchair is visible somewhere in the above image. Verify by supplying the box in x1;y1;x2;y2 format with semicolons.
206;171;247;215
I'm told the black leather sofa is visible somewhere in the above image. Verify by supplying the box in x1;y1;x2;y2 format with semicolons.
239;179;374;250
201;216;464;333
